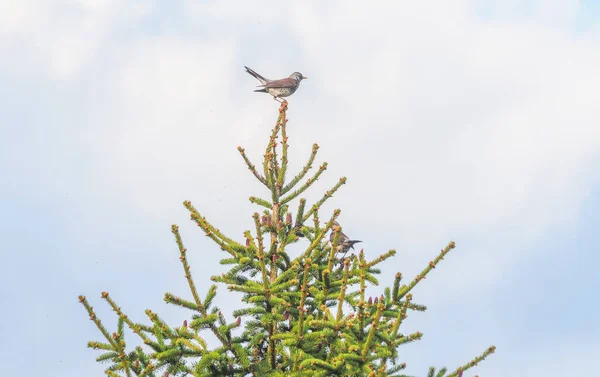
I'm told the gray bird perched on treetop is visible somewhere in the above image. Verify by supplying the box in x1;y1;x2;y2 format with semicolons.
330;221;362;257
244;66;307;102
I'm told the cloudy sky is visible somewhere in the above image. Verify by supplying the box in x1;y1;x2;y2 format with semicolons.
1;1;599;376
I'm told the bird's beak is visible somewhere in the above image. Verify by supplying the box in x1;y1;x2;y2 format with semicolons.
302;76;308;80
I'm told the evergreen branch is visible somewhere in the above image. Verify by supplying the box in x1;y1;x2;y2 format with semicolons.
263;106;286;199
282;143;319;195
263;148;275;198
316;215;336;321
155;347;192;361
357;250;367;336
302;177;347;223
292;198;307;235
268;208;281;282
117;317;125;338
271;136;281;184
281;162;328;205
112;332;132;377
146;309;176;343
276;229;289;256
408;303;427;311
132;346;153;376
263;131;277;184
319;301;335;321
137;324;155;334
312;211;322;249
336;259;351;323
88;341;114;351
237;146;267;186
183;201;243;257
243;230;257;252
249;196;272;209
95;293;136;377
362;301;384;359
366;250;397;269
101;292;152;347
292;210;340;267
227;283;266;294
269;103;288;186
298;358;337;372
171;226;207;315
391;294;412;339
386;362;407;374
137;361;157;377
176;335;207;353
447;346;496;377
272;264;300;287
297;261;311;339
269;146;280;194
276;118;290;189
271;277;300;293
393;331;423;347
96;351;119;362
252;213;270;291
392;273;402;304
398;242;455;300
171;225;236;355
203;284;218;310
164;293;199;311
189;313;219;329
267;208;282;370
78;295;117;348
260;206;282;376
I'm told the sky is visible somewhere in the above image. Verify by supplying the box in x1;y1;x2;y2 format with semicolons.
1;0;599;376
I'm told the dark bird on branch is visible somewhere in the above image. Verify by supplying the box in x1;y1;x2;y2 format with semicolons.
244;66;307;102
330;221;362;258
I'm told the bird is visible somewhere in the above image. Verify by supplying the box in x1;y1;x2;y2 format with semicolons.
330;221;362;258
244;66;307;102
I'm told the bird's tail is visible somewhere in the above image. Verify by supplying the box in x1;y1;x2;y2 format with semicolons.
349;240;362;250
253;89;267;93
244;66;269;85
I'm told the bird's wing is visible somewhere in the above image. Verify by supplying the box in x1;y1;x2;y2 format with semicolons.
331;229;349;243
340;231;350;242
260;77;297;88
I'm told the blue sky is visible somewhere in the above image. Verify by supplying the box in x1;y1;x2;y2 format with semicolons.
1;1;599;376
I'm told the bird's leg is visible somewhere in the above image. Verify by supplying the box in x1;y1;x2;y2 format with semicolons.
273;96;283;103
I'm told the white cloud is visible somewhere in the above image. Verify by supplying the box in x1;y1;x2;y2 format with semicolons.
0;0;153;80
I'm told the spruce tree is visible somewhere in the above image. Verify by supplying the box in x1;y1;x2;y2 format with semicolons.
79;100;495;376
